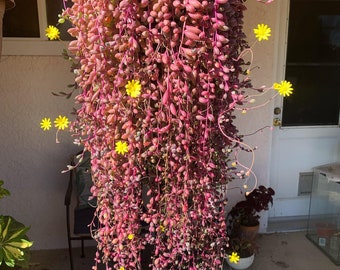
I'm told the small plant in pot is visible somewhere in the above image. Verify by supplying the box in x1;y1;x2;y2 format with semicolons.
225;237;257;270
227;185;275;240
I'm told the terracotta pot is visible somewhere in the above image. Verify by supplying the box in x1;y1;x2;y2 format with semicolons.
316;223;336;238
225;254;255;270
239;224;259;241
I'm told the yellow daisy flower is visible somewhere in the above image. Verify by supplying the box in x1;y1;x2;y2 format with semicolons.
127;233;134;240
40;118;51;131
254;24;271;41
125;80;141;98
54;115;69;130
119;267;125;270
115;141;128;155
273;80;293;97
228;252;240;264
45;25;60;40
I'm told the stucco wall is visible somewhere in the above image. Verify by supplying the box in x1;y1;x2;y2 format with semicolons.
0;55;80;250
225;1;278;232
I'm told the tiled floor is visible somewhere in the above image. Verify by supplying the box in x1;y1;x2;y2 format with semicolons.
248;231;340;270
24;231;340;270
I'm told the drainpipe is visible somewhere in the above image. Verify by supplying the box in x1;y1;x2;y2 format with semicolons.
0;0;15;56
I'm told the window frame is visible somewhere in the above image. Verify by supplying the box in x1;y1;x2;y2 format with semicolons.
2;0;69;56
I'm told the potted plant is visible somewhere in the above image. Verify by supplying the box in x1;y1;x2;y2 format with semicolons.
0;180;33;269
224;237;257;270
227;185;275;240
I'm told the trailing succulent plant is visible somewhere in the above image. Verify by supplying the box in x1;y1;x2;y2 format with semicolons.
0;181;33;268
59;0;279;269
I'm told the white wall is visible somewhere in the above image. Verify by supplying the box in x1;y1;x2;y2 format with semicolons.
0;55;80;250
225;1;278;232
269;127;340;218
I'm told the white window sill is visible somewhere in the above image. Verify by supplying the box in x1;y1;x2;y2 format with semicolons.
2;38;69;56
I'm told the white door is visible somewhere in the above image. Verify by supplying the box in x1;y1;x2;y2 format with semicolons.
269;0;340;219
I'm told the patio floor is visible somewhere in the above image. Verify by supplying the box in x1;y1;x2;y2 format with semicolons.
24;231;340;270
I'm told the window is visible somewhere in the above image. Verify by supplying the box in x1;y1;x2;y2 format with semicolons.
3;0;40;38
2;0;72;55
282;0;340;126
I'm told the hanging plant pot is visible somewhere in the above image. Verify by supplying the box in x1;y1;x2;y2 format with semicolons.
225;254;255;270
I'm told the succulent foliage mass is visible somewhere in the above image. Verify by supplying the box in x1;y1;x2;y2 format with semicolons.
60;0;277;269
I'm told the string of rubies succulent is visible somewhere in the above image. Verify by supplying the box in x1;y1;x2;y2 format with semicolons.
41;0;293;269
63;1;245;268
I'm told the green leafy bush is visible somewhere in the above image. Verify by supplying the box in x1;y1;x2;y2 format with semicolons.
0;181;33;268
